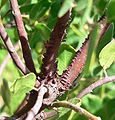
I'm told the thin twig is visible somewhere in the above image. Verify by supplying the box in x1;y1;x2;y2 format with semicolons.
9;0;37;74
77;75;115;98
0;18;29;74
41;10;71;77
52;101;101;120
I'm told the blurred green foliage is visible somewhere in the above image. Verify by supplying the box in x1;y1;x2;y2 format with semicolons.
0;0;115;119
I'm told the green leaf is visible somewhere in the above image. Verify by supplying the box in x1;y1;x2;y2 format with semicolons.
57;43;76;75
96;0;109;14
0;0;7;10
96;23;114;56
107;63;115;76
1;79;11;108
68;98;81;105
35;22;51;40
79;0;93;29
30;0;51;21
82;94;103;113
20;4;34;14
58;0;74;17
9;73;36;114
107;90;115;99
47;0;61;29
18;0;27;5
96;98;115;120
30;23;51;49
84;24;100;75
99;40;115;70
57;109;71;120
107;0;115;22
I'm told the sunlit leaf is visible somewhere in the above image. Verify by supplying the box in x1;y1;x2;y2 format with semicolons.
0;0;7;10
107;63;115;76
99;40;115;70
58;0;74;17
9;73;36;114
57;43;76;75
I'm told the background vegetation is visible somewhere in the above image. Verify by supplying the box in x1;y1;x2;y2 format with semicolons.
0;0;115;120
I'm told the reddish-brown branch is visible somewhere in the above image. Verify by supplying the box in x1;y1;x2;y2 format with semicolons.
41;10;71;77
59;17;111;91
9;0;37;74
14;10;72;118
77;76;115;98
0;19;29;74
60;38;89;90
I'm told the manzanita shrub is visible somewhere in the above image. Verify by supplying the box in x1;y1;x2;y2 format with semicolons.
0;0;115;120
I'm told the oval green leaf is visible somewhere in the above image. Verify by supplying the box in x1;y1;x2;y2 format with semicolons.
9;73;36;114
57;43;76;75
99;40;115;70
